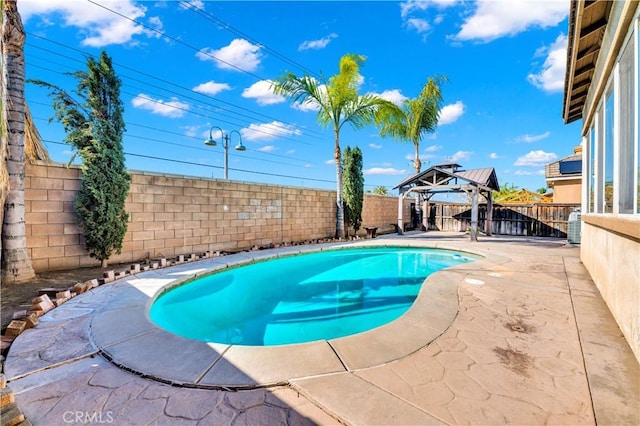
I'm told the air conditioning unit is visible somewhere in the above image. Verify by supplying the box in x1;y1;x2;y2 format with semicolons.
567;211;581;245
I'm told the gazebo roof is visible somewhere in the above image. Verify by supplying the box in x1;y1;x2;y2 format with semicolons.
394;163;499;194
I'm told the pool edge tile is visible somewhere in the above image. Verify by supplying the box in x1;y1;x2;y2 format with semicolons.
198;340;346;387
99;329;229;386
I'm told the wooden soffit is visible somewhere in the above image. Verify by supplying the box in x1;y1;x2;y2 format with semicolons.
563;0;612;124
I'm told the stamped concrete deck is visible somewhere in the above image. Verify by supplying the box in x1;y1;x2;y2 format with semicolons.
4;232;639;425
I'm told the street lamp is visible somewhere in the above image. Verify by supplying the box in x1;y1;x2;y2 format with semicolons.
204;126;246;180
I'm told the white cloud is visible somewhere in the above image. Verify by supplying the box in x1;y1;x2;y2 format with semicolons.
516;131;551;143
192;81;231;96
257;145;276;153
291;102;320;112
406;18;431;33
369;143;383;149
514;169;546;176
196;38;262;72
242;80;286;106
293;101;321;112
400;0;456;36
373;89;407;106
326;159;336;165
453;0;568;42
298;33;338;51
448;150;472;162
400;1;428;18
131;94;188;118
179;0;205;9
514;150;557;166
364;167;407;176
489;152;500;159
241;121;302;142
182;125;200;138
18;0;161;47
148;16;163;33
400;0;457;18
285;149;296;155
438;101;465;125
424;144;442;152
527;34;567;93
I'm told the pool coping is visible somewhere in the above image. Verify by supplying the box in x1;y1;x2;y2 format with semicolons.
87;239;496;389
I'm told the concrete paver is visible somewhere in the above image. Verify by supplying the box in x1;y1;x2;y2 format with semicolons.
3;232;639;425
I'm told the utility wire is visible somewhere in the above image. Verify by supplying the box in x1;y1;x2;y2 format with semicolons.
31;112;313;167
86;0;265;80
25;40;322;142
42;139;336;184
179;0;319;78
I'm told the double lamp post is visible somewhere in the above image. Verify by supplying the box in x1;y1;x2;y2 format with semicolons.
204;126;246;180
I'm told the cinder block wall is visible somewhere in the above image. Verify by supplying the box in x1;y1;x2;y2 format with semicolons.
360;194;409;235
25;162;409;272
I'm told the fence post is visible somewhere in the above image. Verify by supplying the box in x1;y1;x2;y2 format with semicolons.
485;192;493;236
397;194;404;235
470;187;479;241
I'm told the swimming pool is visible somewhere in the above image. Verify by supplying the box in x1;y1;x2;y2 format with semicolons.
149;247;476;346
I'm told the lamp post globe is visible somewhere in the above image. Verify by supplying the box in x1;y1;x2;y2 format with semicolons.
204;126;245;179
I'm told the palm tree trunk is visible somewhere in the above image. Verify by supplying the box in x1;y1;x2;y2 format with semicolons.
334;128;345;239
413;142;422;230
0;2;7;287
2;0;35;284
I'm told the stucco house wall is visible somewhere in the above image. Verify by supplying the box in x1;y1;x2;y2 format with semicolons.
551;180;582;204
564;1;640;362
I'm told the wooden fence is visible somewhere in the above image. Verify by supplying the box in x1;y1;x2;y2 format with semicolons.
426;203;581;238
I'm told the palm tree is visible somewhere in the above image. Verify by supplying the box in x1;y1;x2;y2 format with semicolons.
1;0;47;284
378;76;446;230
272;53;400;239
378;76;446;174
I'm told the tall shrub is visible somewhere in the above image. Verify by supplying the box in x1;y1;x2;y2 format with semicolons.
35;51;129;267
343;146;363;236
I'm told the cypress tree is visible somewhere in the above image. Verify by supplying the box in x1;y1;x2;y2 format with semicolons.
35;51;129;267
343;146;364;237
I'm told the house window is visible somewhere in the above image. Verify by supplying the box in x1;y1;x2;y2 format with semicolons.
604;87;615;213
596;105;604;213
637;18;640;214
589;125;596;213
619;30;635;214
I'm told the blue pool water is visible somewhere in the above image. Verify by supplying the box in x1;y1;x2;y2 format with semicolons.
149;247;476;346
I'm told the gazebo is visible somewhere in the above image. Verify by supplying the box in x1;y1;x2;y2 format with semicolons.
394;163;500;241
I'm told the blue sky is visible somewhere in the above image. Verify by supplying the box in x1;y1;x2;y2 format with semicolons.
20;0;581;193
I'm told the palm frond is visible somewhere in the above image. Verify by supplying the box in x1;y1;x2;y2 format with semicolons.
341;94;387;130
24;103;50;163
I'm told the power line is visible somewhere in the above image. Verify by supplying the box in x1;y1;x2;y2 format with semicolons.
24;2;390;189
42;139;336;184
178;0;319;78
87;0;265;80
25;39;323;142
31;112;313;168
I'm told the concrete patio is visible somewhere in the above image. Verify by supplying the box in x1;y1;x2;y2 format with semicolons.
4;232;639;425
